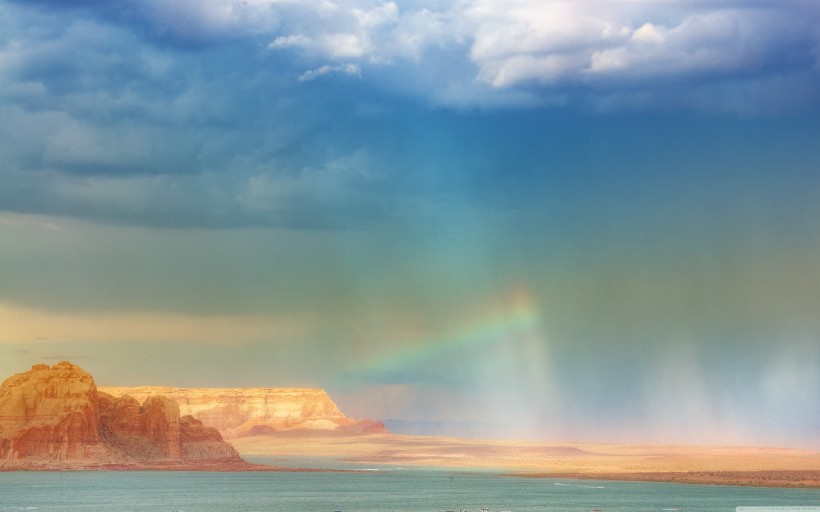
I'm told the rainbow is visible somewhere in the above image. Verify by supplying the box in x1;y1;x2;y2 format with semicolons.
360;285;543;374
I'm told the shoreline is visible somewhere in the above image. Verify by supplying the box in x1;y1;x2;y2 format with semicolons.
3;460;820;489
508;470;820;489
0;460;351;473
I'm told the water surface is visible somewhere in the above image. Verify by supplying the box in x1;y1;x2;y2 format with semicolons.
0;470;817;512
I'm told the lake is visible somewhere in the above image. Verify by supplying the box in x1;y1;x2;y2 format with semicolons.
0;470;817;512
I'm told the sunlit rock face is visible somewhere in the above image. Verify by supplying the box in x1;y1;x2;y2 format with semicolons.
99;387;387;438
0;362;240;466
0;362;103;461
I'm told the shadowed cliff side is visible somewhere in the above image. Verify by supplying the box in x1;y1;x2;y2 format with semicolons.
97;392;239;461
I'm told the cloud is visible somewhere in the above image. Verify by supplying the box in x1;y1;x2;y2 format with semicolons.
0;3;379;228
235;147;391;227
258;0;819;110
7;1;820;106
298;63;361;81
134;0;282;42
16;0;816;110
10;0;283;44
2;0;820;229
268;34;311;49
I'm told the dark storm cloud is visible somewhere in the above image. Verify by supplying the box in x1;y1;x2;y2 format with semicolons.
0;2;396;228
2;0;820;229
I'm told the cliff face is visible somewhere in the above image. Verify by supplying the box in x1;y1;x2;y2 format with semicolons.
0;362;241;467
99;386;386;438
179;415;240;460
97;392;239;461
0;362;104;461
97;393;181;460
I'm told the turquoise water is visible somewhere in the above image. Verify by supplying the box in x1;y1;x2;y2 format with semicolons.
0;470;817;511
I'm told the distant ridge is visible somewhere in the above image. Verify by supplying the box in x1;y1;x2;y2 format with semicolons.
99;386;387;439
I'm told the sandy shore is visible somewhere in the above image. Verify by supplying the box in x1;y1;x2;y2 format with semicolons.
233;432;820;488
511;470;820;488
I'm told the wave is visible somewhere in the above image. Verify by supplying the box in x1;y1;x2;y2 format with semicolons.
554;482;606;489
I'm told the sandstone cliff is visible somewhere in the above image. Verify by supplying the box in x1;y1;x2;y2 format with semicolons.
99;386;386;439
0;362;242;468
0;362;106;462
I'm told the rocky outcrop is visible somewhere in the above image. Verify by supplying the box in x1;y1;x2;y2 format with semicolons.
99;386;387;438
97;391;239;461
0;362;105;461
179;415;240;460
0;362;242;468
97;393;181;460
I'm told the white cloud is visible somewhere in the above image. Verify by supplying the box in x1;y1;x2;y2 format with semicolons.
631;22;665;44
464;3;805;87
268;34;312;49
136;0;283;40
298;63;361;81
323;33;369;58
256;0;819;109
589;47;629;72
8;0;809;110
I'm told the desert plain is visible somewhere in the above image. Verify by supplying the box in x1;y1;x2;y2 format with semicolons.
234;431;820;488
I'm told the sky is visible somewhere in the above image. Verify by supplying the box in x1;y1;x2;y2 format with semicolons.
1;0;819;449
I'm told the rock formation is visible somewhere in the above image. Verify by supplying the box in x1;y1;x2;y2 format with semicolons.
0;362;242;468
0;362;105;462
99;386;387;439
179;415;240;460
97;393;183;461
